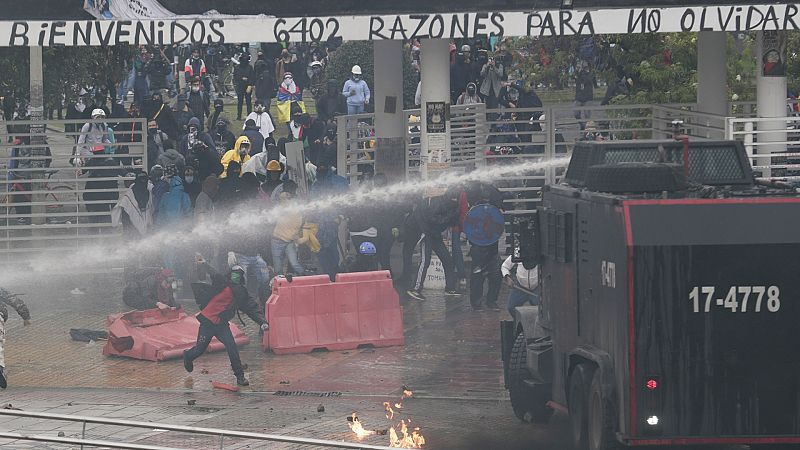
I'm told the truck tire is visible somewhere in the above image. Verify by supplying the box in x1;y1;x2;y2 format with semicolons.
508;332;553;424
569;363;595;450
588;370;621;450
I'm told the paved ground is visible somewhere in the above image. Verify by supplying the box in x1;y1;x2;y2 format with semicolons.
0;273;572;449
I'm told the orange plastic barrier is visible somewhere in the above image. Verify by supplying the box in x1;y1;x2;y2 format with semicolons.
103;307;250;361
262;271;404;354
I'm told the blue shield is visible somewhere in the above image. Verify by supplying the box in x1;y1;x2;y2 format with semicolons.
463;204;505;246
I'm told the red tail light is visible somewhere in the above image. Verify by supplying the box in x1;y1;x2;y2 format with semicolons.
646;379;658;390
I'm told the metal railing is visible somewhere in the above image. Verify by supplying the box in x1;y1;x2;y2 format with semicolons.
336;101;800;201
0;409;393;450
726;115;800;180
0;118;147;265
336;113;376;184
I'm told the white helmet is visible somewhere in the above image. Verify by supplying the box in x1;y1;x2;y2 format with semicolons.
91;108;106;118
351;65;362;75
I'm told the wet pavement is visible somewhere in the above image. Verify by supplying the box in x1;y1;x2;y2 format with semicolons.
0;273;572;449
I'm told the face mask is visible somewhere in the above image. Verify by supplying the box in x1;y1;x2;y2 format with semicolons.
215;105;223;112
75;101;86;113
192;86;200;93
239;146;249;155
353;76;361;81
255;106;264;113
230;272;242;284
185;175;194;184
192;56;199;61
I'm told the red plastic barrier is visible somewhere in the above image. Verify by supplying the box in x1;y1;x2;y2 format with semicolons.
103;307;250;361
262;271;404;354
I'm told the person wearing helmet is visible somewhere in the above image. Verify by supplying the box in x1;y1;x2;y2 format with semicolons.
76;108;113;163
309;60;325;103
342;65;371;115
353;241;379;272
185;259;269;387
258;159;284;196
452;45;476;104
220;136;252;178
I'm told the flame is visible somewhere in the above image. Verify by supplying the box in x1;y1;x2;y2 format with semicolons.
348;413;376;439
384;401;395;420
349;388;425;448
389;420;426;448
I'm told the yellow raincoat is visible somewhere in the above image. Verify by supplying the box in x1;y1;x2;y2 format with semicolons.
220;136;252;178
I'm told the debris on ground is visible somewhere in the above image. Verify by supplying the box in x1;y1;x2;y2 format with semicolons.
200;369;209;375
2;404;20;410
317;404;325;412
57;432;65;437
69;329;108;343
279;380;290;384
187;399;196;406
211;381;240;392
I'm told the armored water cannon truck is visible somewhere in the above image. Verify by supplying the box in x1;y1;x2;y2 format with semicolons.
501;139;800;450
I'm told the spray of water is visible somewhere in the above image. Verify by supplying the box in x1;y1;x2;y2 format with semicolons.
2;157;570;286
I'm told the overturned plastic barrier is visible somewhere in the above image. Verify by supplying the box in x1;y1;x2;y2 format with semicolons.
262;271;404;355
103;307;249;362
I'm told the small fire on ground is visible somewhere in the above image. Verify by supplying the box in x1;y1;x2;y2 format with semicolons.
347;388;426;448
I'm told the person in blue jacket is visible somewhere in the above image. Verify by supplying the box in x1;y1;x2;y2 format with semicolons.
156;174;192;286
341;65;371;115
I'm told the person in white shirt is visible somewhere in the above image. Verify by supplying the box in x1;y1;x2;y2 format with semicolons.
501;255;539;316
244;100;276;141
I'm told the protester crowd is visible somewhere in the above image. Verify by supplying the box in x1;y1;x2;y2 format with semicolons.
6;39;546;321
0;39;554;388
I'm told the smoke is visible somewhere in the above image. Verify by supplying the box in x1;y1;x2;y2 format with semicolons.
1;157;569;286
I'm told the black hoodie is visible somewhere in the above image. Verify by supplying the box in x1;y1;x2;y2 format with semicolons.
316;79;346;122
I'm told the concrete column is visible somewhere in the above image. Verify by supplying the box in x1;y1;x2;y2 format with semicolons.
697;31;728;116
755;31;788;178
29;46;45;226
419;39;451;189
372;40;406;182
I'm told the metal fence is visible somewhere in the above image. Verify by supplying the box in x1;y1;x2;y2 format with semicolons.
726;115;800;180
0;409;392;449
334;100;800;236
0;118;147;265
336;113;376;184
